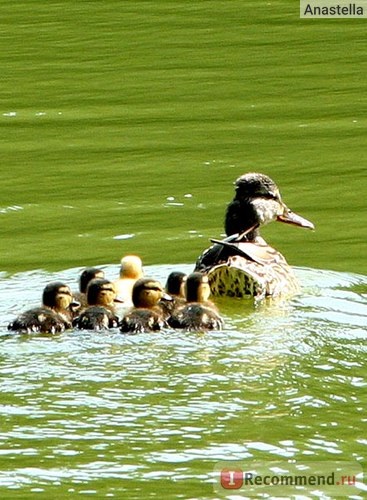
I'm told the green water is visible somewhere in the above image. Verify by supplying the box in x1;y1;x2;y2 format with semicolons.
1;1;367;499
1;0;366;275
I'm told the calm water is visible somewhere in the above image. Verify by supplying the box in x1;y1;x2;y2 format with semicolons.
1;0;367;498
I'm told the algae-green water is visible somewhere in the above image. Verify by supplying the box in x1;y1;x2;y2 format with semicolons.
1;1;366;499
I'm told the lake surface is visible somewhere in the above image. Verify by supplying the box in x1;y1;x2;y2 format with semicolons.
0;264;366;499
1;0;366;498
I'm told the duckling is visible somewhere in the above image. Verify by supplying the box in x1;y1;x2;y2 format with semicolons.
168;272;223;331
72;279;121;331
119;278;172;334
73;267;105;308
195;172;314;299
161;271;187;317
113;255;144;307
165;271;187;298
8;282;79;334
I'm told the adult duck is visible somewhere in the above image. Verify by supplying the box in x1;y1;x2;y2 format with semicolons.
194;173;314;299
8;282;79;334
169;272;223;331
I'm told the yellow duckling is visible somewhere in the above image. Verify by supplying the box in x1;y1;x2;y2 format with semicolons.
113;255;144;307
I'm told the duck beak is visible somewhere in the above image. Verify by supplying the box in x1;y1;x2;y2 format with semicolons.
277;205;315;230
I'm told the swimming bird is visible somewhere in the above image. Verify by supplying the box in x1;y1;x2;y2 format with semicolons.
72;278;121;331
113;255;144;307
194;172;314;299
119;278;172;334
73;267;105;308
168;272;223;331
162;271;187;316
8;282;80;334
165;271;187;298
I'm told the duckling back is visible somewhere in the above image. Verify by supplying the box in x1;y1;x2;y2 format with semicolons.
8;307;69;334
73;306;119;331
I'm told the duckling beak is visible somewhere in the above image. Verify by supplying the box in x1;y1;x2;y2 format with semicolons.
161;292;174;302
277;206;315;230
69;300;81;312
114;296;125;303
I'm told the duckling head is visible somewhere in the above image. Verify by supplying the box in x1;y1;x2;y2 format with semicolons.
185;272;211;303
225;172;314;238
165;271;187;298
43;282;75;312
87;279;121;307
79;267;105;293
132;278;171;309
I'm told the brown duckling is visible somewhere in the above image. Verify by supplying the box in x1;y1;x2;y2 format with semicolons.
8;282;80;334
73;267;105;308
168;272;223;331
119;278;172;334
72;279;122;331
161;271;187;317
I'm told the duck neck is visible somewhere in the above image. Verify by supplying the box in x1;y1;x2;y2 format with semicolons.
224;200;260;241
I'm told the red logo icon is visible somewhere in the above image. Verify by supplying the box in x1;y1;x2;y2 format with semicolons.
220;468;243;489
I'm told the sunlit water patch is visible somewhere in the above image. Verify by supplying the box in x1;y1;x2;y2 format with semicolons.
0;265;366;498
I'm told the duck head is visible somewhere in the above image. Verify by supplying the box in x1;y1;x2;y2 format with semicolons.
225;172;314;239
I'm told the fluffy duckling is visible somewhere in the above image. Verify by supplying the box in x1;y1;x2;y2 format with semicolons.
72;279;121;331
119;278;172;334
113;255;144;307
168;272;223;331
8;282;79;334
161;271;187;317
165;271;187;298
74;267;105;308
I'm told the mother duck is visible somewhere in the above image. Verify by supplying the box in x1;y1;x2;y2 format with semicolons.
194;172;314;299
